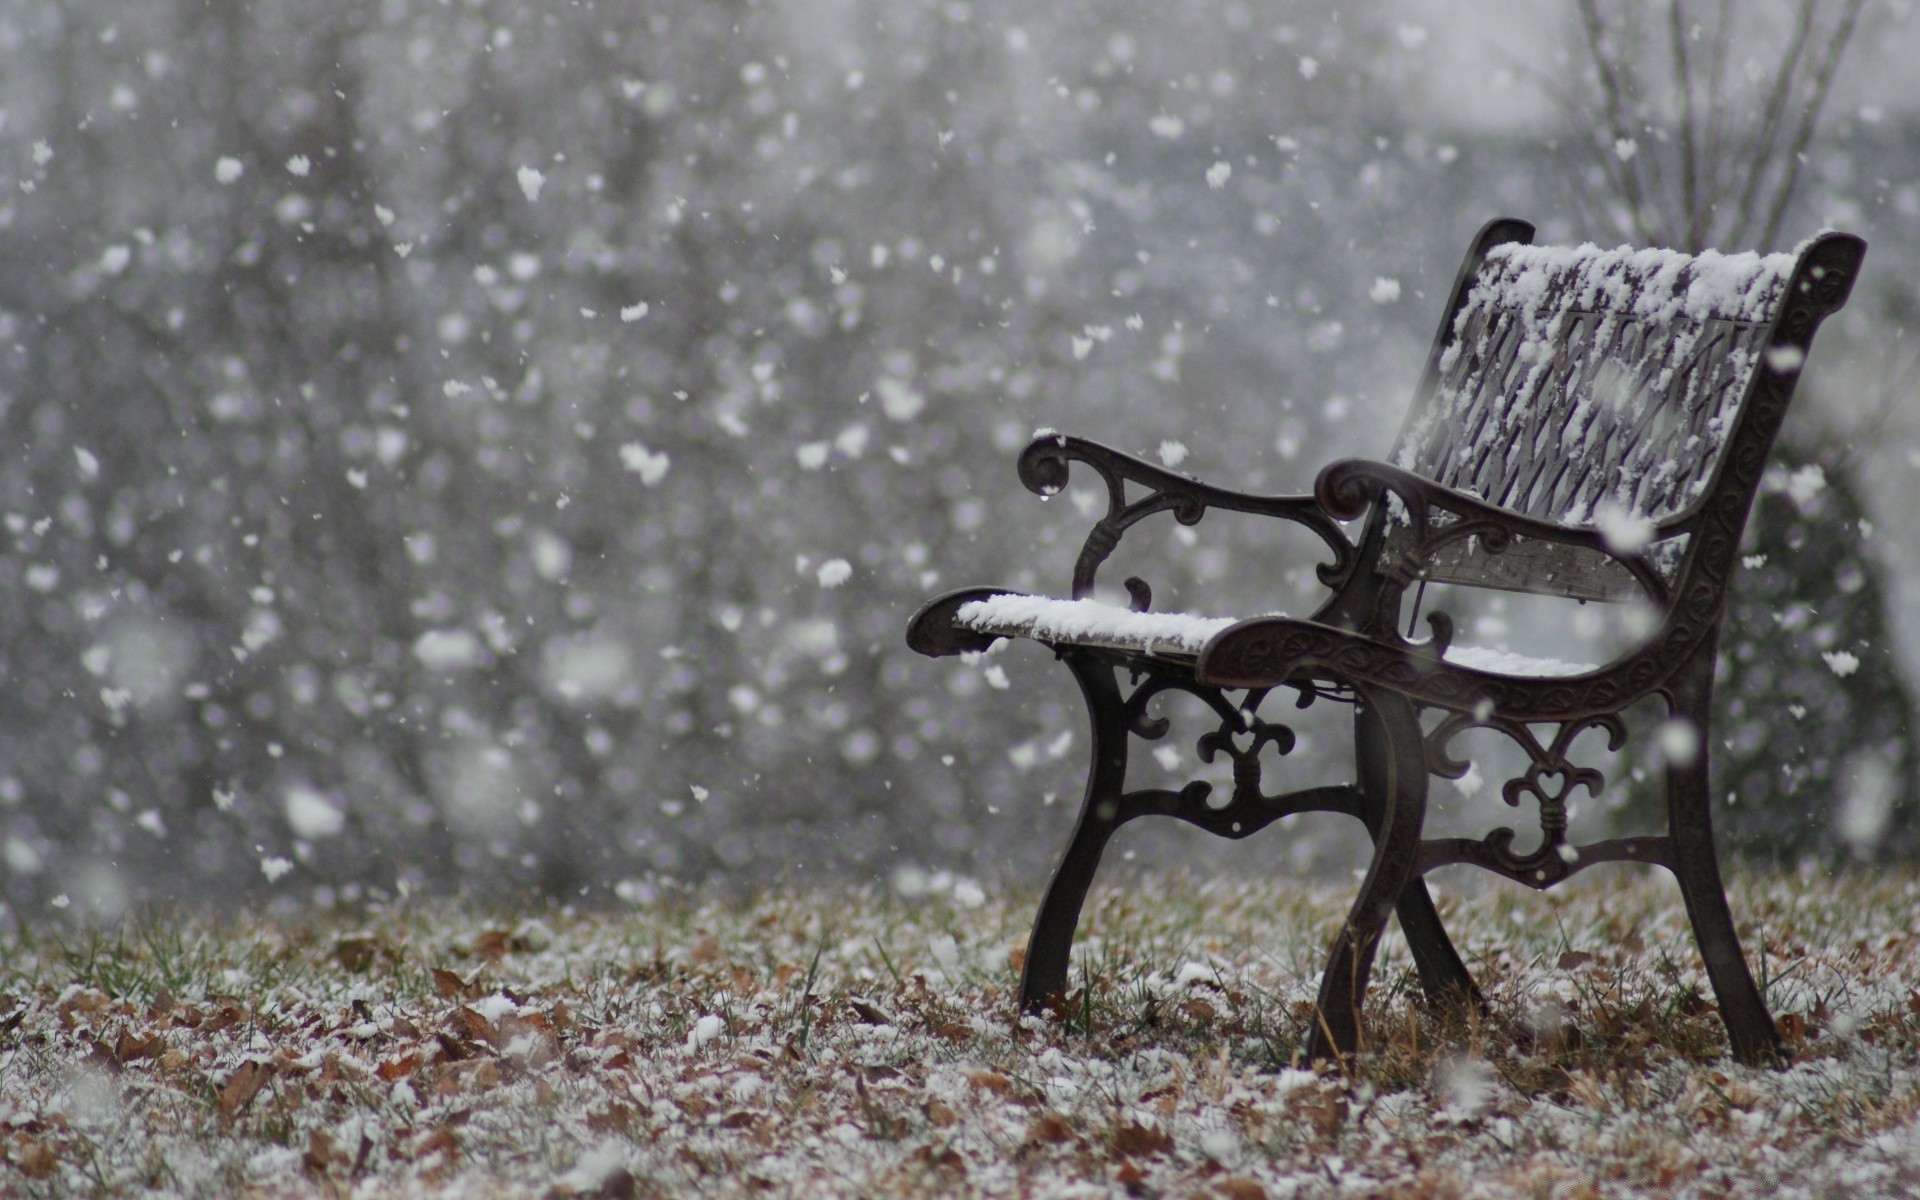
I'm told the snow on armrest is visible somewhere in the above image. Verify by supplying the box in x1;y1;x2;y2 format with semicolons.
954;594;1248;658
1442;644;1595;677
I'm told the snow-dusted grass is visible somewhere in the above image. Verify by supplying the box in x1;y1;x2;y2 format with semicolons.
3;869;1919;1197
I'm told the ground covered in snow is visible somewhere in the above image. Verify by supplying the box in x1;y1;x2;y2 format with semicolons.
3;869;1919;1197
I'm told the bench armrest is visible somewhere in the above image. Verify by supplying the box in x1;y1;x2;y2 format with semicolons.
1018;432;1356;599
1313;458;1674;605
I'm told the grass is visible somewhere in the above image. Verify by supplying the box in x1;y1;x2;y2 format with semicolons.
1;867;1919;1197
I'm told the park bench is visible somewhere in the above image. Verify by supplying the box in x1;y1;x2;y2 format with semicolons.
907;217;1865;1065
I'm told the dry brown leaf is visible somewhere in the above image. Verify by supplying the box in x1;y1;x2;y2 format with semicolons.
334;935;385;972
1024;1112;1074;1145
911;1144;966;1176
377;1050;423;1082
431;968;478;1000
1558;950;1596;970
1112;1121;1174;1157
689;934;721;963
1217;1178;1269;1200
113;1029;161;1063
303;1129;335;1176
1180;996;1217;1021
586;1102;634;1134
15;1137;58;1178
414;1126;458;1162
451;1005;497;1046
473;929;512;963
848;998;893;1026
925;1099;958;1128
218;1060;274;1116
966;1069;1012;1095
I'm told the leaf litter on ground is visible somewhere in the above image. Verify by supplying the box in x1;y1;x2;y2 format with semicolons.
0;869;1918;1196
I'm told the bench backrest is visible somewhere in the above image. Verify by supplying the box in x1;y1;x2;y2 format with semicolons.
1385;220;1863;603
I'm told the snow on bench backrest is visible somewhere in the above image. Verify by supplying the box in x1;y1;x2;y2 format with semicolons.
1387;237;1799;601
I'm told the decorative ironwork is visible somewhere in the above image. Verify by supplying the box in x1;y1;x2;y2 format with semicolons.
1420;711;1627;885
1106;668;1339;840
1014;433;1357;600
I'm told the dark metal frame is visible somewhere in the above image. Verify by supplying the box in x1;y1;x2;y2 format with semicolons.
907;218;1865;1066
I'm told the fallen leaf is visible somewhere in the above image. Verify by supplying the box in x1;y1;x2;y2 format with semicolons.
967;1070;1012;1095
1112;1121;1174;1157
431;968;478;1000
474;929;512;963
450;1005;497;1046
1558;950;1596;970
1777;1012;1809;1046
334;935;385;972
114;1029;161;1063
15;1137;58;1178
911;1144;966;1175
1217;1178;1269;1200
848;998;893;1026
1025;1112;1074;1145
218;1060;274;1116
377;1050;423;1081
303;1129;335;1175
414;1125;458;1162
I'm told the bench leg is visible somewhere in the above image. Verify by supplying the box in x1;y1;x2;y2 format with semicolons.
1667;642;1785;1067
1307;687;1429;1062
1350;691;1485;1013
1018;652;1129;1014
1395;879;1484;1014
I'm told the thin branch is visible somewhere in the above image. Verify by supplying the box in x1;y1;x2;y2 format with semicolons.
1575;0;1656;241
1727;0;1819;246
1691;0;1737;243
1668;0;1702;249
1759;0;1866;250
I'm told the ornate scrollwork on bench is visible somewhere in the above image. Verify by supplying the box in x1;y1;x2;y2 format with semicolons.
1102;666;1362;839
1417;709;1663;888
1016;433;1357;601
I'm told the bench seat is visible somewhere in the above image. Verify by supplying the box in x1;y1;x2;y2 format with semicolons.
953;592;1597;677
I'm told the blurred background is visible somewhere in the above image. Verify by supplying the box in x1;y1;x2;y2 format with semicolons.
1;0;1916;916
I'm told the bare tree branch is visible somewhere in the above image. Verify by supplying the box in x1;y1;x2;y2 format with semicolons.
1759;0;1866;250
1670;0;1702;249
1726;0;1819;247
1575;0;1656;241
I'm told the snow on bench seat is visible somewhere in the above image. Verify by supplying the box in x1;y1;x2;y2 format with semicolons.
954;594;1240;658
956;594;1596;676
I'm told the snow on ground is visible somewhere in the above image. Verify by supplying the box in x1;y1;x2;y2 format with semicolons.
2;870;1919;1197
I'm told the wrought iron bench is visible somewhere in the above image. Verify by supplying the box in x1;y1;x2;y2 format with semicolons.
906;218;1865;1066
